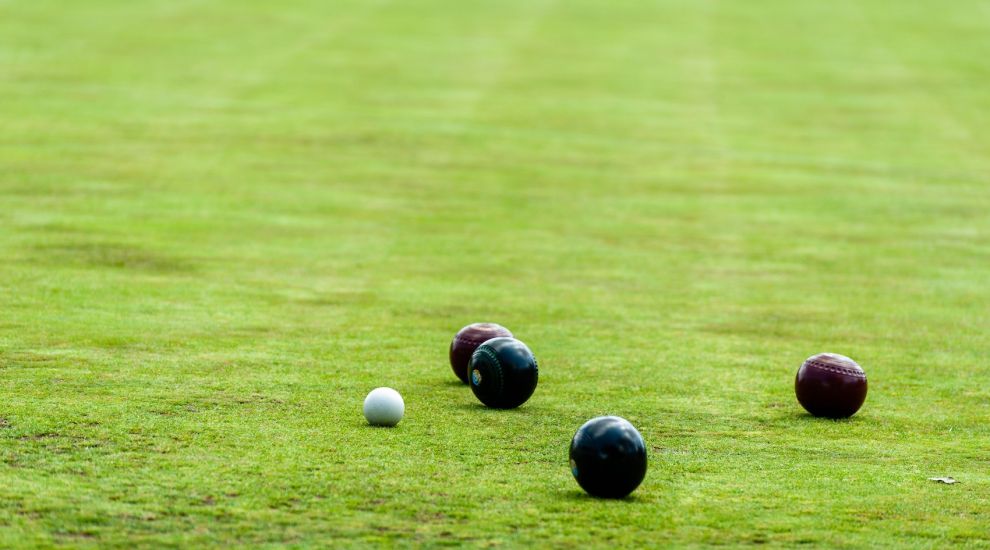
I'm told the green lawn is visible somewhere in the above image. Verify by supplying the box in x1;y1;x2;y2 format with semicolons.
2;0;989;547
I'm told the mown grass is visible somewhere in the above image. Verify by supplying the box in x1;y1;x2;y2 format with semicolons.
1;0;989;547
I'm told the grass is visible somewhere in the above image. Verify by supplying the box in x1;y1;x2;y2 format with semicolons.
1;0;989;546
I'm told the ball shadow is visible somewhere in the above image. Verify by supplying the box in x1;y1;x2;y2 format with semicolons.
451;402;535;413
558;488;642;503
359;422;400;429
789;411;859;423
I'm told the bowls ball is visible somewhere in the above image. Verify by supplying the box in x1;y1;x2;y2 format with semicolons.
569;416;647;498
467;337;538;409
795;353;867;418
449;323;513;384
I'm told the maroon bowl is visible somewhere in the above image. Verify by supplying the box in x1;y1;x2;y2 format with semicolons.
795;353;868;418
449;323;513;384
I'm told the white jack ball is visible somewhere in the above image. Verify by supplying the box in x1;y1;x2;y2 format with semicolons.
363;387;404;427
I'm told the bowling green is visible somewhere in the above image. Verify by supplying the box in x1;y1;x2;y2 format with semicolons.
1;0;988;546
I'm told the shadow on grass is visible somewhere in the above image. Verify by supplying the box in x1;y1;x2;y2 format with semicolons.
359;422;402;429
557;488;642;504
449;402;536;414
789;412;860;423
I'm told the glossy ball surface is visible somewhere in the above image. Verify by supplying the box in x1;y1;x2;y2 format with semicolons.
467;337;538;409
795;353;868;418
569;416;647;498
449;323;513;384
363;387;404;426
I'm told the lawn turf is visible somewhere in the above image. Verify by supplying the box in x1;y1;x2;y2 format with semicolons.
1;0;990;547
